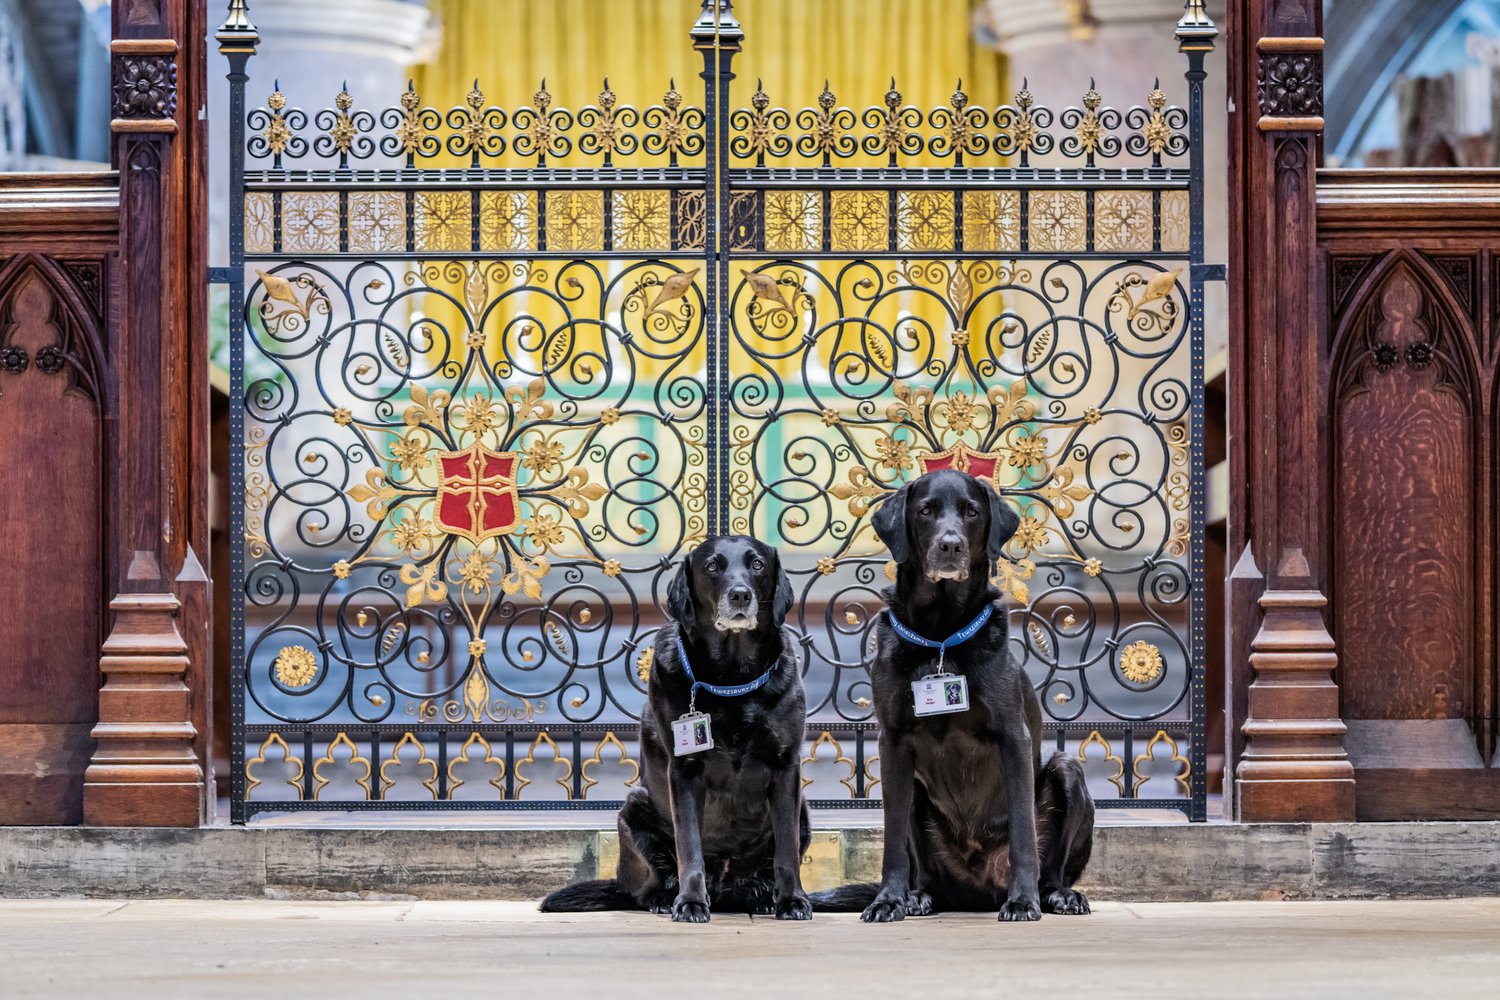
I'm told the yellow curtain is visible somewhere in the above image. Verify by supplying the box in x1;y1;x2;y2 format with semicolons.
411;0;1006;165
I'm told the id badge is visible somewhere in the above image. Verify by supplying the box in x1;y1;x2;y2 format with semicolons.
672;712;714;756
912;674;969;717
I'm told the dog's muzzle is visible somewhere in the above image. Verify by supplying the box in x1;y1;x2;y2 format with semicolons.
714;587;759;631
924;531;971;581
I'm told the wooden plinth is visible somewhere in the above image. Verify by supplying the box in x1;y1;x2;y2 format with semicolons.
83;593;203;826
1235;588;1355;821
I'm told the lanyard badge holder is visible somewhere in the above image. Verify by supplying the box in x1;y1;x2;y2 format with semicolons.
887;605;993;717
670;636;773;756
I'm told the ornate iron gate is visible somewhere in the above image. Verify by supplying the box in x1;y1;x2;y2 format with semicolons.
218;0;1216;822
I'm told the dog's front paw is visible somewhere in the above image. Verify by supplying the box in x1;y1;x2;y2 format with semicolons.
860;892;908;923
774;891;813;921
671;896;711;923
904;890;934;916
1042;888;1090;915
998;895;1042;922
645;890;676;915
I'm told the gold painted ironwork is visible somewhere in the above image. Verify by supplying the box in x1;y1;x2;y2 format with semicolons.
961;189;1020;252
1028;190;1086;251
328;84;356;155
764;190;821;253
801;731;858;797
415;190;472;252
311;732;373;800
895;191;955;252
1094;190;1154;253
1143;81;1171;155
580;732;641;799
347;191;406;253
261;85;291;155
513;731;573;799
379;732;439;800
1074;79;1104;155
1077;730;1126;796
1133;729;1191;796
245;733;303;800
545;190;605;251
281;192;339;253
830;190;888;252
447;732;506;800
612;189;671;251
244;192;273;254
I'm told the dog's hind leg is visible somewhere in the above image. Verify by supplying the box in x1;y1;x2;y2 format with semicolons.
617;788;679;913
1035;752;1093;915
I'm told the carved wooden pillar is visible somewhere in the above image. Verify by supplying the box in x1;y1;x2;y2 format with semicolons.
1227;0;1354;819
85;0;210;825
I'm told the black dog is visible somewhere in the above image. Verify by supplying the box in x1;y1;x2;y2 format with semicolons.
540;535;812;922
813;469;1094;922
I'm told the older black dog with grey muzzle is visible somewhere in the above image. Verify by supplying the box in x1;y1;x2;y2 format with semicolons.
540;535;812;922
813;469;1094;922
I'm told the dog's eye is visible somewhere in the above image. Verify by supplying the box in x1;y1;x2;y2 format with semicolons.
964;505;979;517
918;505;933;517
706;557;722;573
751;558;765;573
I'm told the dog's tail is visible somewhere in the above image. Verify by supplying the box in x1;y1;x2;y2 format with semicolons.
538;879;640;913
808;882;881;912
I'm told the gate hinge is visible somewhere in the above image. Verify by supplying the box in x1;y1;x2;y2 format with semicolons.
1193;263;1226;282
207;266;234;284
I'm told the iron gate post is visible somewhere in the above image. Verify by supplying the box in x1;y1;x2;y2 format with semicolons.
217;0;258;826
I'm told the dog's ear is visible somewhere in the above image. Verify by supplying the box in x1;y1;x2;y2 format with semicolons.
770;548;795;623
666;549;694;623
872;482;911;564
987;486;1020;565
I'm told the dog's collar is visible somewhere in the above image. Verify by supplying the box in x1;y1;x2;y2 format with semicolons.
676;636;774;713
885;604;994;671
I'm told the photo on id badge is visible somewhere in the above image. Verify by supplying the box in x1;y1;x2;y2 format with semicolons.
945;681;963;706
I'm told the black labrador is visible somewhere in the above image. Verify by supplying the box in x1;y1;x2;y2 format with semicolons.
540;535;812;922
813;469;1094;922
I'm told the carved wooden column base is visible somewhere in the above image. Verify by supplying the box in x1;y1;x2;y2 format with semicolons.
1236;587;1355;821
83;593;203;826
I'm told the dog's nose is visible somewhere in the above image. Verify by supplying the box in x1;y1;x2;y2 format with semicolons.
727;585;753;607
937;532;964;557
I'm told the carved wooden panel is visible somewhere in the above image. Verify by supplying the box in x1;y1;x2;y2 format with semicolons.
0;259;109;824
1333;265;1475;722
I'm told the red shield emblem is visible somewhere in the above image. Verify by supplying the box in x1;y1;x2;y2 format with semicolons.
919;442;1002;486
434;444;520;543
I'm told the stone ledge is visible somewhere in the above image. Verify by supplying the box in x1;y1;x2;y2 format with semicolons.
2;822;1497;901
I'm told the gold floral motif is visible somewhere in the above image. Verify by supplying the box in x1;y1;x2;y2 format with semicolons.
962;189;1020;252
395;82;424;156
513;732;573;799
1077;730;1126;796
1011;516;1049;553
1133;730;1191;796
379;732;438;800
816;557;837;576
390;515;435;556
765;190;822;252
1083;557;1103;577
328;85;356;155
244;192;273;254
468;636;488;658
311;732;372;801
895;191;955;252
1028;191;1086;251
447;732;505;800
580;732;641;799
546;190;605;251
830;190;888;252
1119;640;1164;685
245;733;303;800
1075;83;1104;155
612;189;670;251
274;645;318;689
415;190;472;252
603;558;623;577
636;645;654;682
332;559;351;579
281;192;340;253
261;87;291;155
1142;84;1171;155
1094;190;1153;253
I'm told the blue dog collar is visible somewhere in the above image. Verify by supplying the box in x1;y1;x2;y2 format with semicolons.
677;636;774;713
885;604;994;671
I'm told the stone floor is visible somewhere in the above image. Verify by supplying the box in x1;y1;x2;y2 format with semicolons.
1;898;1497;998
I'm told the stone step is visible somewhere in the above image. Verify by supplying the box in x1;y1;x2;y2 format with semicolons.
2;821;1497;901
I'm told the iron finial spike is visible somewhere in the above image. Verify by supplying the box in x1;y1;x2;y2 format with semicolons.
1022;76;1029;89
1154;76;1161;89
273;78;280;91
